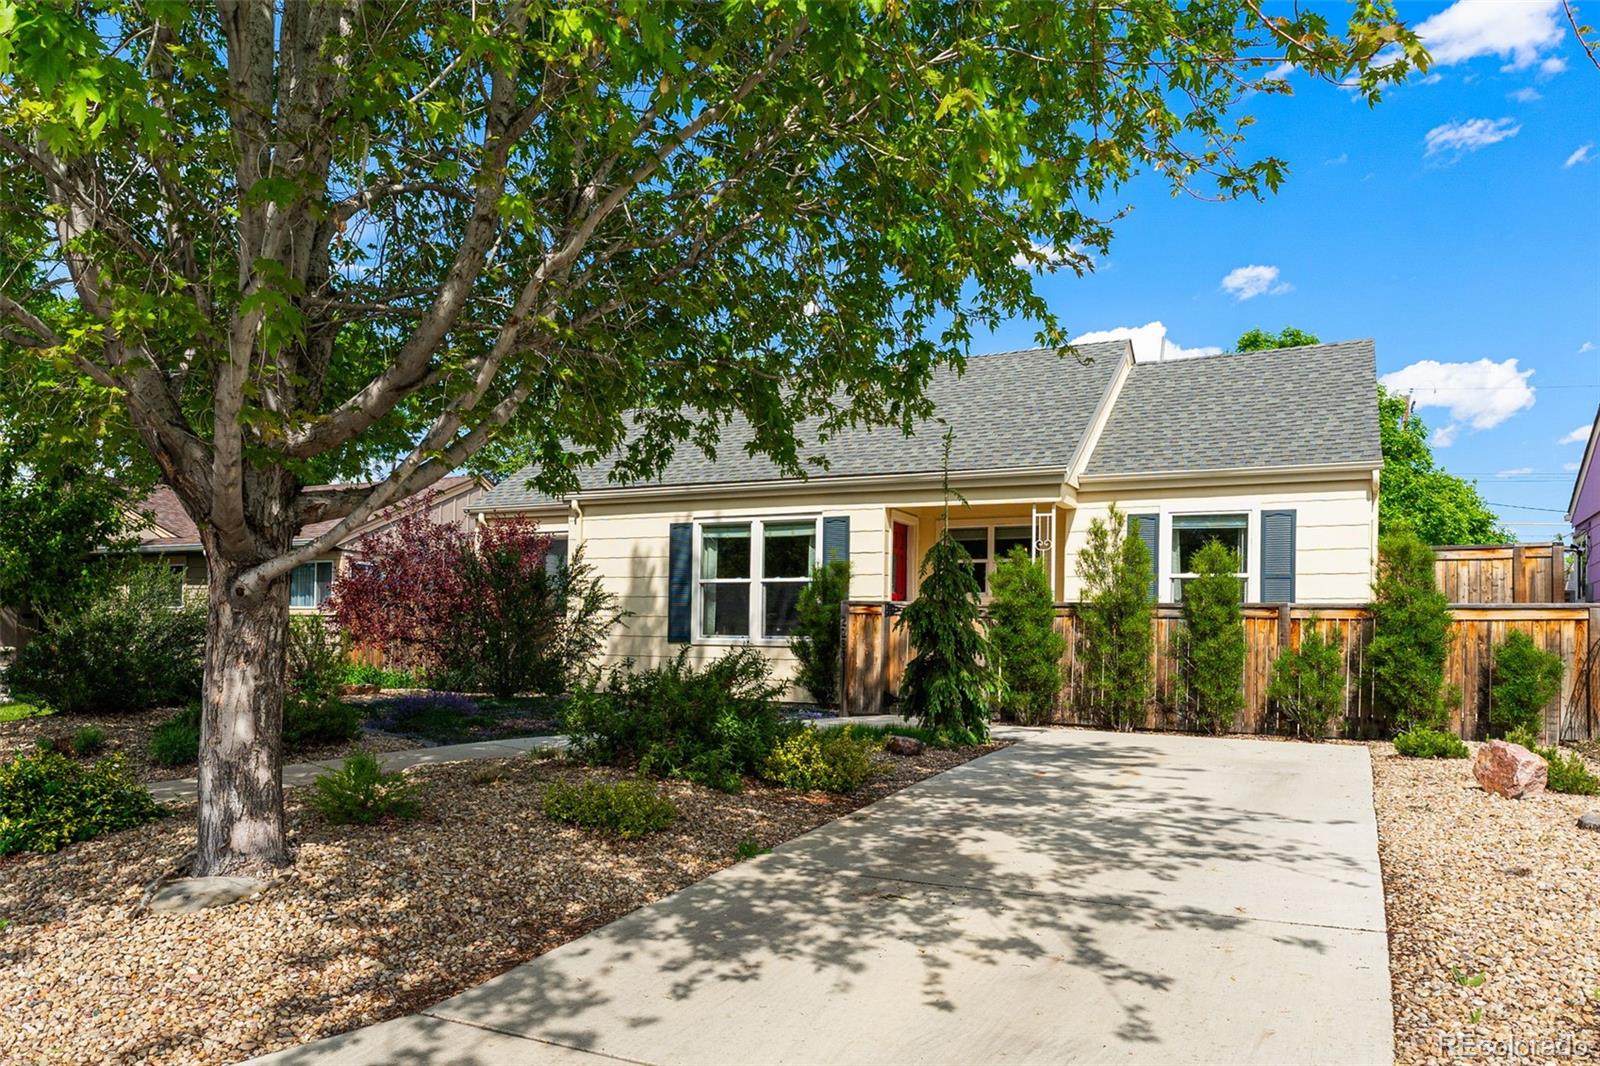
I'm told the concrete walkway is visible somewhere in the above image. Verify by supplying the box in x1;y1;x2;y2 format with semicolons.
250;728;1391;1066
147;716;906;802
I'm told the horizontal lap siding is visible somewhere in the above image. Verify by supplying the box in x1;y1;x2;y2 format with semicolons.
579;500;888;696
1061;477;1377;604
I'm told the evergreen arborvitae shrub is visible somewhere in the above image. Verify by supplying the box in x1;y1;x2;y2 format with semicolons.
898;530;997;745
1489;630;1562;739
790;560;851;707
1368;531;1455;733
988;548;1065;725
1075;504;1153;731
1267;618;1347;739
1176;539;1245;734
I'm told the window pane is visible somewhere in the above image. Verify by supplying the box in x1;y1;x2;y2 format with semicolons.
763;581;805;637
971;561;988;593
1171;514;1248;574
1172;576;1247;603
701;524;751;579
544;535;569;576
993;525;1032;561
763;521;815;579
290;564;317;608
951;530;988;561
314;562;333;605
701;582;750;637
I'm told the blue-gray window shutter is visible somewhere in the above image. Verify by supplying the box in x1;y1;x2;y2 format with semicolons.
823;516;850;565
1260;510;1297;603
1128;513;1159;603
668;522;692;643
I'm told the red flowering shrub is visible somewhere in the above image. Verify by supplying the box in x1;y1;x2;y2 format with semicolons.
328;507;621;696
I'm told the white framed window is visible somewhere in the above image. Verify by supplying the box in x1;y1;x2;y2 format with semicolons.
948;523;1033;594
1169;513;1248;602
695;517;819;642
290;560;335;608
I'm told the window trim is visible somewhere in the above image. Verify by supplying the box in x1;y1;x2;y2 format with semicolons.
946;521;1034;597
692;516;822;645
289;559;337;610
1163;509;1254;603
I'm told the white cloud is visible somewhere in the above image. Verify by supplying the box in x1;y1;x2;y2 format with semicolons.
1071;321;1222;364
1580;341;1596;353
1560;423;1594;445
1496;467;1535;477
1565;461;1583;472
1324;152;1349;166
1421;73;1445;85
1565;144;1594;168
1540;56;1569;76
1379;357;1536;431
1010;240;1092;272
1424;117;1522;158
1220;264;1292;301
1431;423;1461;448
1413;0;1565;71
1508;87;1543;102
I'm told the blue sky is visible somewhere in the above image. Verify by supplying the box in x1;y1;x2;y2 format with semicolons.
971;0;1600;539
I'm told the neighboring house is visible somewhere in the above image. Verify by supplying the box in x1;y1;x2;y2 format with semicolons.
1567;407;1600;601
470;339;1383;697
133;476;489;612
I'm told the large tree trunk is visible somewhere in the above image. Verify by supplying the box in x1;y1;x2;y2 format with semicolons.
195;550;293;876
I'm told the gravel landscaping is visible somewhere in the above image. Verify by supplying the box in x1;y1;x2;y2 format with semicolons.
0;708;419;784
0;740;1002;1065
1372;741;1600;1064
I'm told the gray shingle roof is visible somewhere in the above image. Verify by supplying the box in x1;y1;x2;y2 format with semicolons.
1081;340;1382;477
472;341;1131;510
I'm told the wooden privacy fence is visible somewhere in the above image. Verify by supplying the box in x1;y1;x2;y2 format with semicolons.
1434;543;1566;604
840;600;1600;743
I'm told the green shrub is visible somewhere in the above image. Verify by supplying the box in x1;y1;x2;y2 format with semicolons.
988;549;1065;725
1505;729;1600;795
1393;726;1468;759
791;559;851;707
1489;631;1563;739
0;751;163;854
1369;531;1455;733
308;752;421;825
147;706;201;767
69;726;108;757
148;693;359;769
342;661;418;689
542;777;676;838
898;530;997;745
4;564;204;715
287;616;349;701
562;647;786;792
761;726;884;793
1175;539;1245;734
282;691;363;750
1075;504;1153;731
1268;618;1347;739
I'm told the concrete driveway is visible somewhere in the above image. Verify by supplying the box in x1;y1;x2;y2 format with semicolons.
255;728;1391;1066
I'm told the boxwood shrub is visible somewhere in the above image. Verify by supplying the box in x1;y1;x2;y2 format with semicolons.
0;751;163;855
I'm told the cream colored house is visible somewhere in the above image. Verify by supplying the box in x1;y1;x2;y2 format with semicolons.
470;340;1382;696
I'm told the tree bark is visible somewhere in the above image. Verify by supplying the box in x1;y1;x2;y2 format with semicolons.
195;550;293;876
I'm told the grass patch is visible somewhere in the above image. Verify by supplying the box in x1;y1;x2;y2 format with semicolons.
0;701;51;723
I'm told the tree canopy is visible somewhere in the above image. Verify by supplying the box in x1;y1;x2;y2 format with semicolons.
1234;325;1323;351
0;2;1426;873
1376;387;1509;545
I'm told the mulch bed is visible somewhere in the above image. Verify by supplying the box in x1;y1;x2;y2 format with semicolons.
0;742;1003;1065
0;709;418;784
1370;741;1600;1064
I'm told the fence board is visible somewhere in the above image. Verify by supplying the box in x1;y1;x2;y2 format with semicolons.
840;600;1595;743
1434;544;1564;605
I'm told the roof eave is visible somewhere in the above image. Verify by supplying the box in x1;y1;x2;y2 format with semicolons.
1078;459;1382;488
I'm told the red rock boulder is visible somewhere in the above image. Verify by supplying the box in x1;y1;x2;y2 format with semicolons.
884;735;925;756
1473;739;1547;799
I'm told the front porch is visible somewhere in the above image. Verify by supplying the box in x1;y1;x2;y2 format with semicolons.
883;501;1067;604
